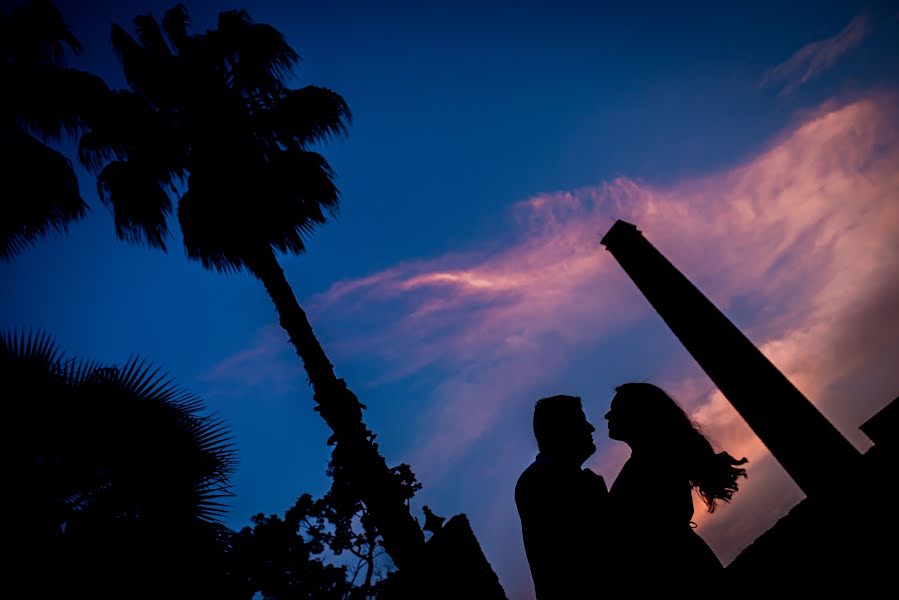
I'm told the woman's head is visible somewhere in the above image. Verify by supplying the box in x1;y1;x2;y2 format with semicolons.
604;382;694;446
605;382;748;512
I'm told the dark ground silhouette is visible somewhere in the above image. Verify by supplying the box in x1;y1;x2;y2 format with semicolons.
728;395;899;594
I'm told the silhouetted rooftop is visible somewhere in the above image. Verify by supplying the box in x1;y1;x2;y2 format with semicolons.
860;395;899;448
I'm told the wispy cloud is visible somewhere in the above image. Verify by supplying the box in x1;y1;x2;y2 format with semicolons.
210;95;899;596
310;187;649;476
198;326;304;399
317;94;899;467
762;13;872;95
315;95;899;586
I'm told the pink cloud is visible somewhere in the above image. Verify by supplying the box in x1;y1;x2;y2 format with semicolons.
308;95;899;592
761;13;872;95
198;326;304;399
210;95;899;597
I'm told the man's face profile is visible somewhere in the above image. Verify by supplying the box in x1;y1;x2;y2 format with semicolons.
571;406;597;463
534;396;596;464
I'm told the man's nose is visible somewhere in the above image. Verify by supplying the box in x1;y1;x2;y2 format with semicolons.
604;410;611;420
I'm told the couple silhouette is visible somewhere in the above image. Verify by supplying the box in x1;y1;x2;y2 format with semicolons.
516;383;748;598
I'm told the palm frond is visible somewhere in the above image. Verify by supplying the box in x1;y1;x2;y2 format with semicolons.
263;147;340;241
0;2;106;260
9;64;109;141
78;89;173;174
90;6;347;268
177;179;256;274
0;328;62;370
60;353;100;389
133;13;172;59
261;85;351;147
96;160;172;249
0;0;81;66
178;148;338;273
1;127;87;260
161;4;190;52
77;130;123;174
50;343;235;523
103;356;238;487
204;9;299;94
110;23;156;98
2;331;237;595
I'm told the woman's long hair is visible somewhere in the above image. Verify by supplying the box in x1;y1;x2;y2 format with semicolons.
616;383;748;512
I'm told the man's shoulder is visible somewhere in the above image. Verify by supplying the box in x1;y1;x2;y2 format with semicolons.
517;462;608;504
515;460;550;503
515;460;537;488
516;459;552;487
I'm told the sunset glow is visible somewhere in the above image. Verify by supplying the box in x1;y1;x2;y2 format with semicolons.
3;2;898;597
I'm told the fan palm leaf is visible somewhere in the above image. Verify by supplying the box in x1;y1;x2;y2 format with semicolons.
0;329;236;525
259;85;351;147
1;129;84;258
0;329;237;596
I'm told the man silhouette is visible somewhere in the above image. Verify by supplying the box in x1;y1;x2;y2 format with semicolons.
516;395;608;599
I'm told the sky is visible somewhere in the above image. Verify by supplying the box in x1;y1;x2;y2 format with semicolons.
3;0;899;597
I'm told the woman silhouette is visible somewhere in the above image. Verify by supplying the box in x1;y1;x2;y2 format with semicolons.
604;383;747;586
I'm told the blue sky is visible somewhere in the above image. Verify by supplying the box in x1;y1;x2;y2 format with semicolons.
4;1;899;597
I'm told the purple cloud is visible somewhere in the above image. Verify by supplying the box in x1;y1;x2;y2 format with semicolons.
762;14;872;95
209;95;899;596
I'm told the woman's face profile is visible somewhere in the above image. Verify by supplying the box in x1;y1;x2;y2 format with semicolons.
605;392;632;442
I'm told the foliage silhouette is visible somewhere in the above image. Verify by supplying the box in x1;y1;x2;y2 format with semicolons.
0;0;107;259
78;4;425;568
228;495;354;600
0;329;236;598
229;451;422;599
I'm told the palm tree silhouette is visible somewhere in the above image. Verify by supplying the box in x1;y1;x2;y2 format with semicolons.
79;5;425;568
0;330;236;597
0;0;106;259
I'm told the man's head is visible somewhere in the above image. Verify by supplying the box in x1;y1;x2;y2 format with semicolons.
533;395;596;464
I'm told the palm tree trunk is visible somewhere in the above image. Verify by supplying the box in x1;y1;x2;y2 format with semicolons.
246;248;424;571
